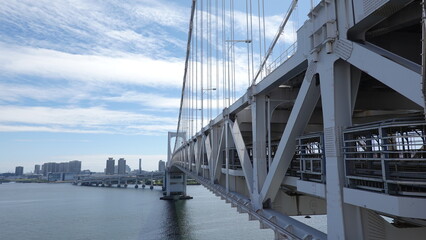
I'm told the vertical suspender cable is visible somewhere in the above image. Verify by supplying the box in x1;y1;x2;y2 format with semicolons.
201;0;204;129
210;0;212;120
230;0;234;104
222;0;226;108
175;0;197;151
246;0;251;87
228;0;231;105
252;0;298;85
208;0;212;121
206;0;209;122
257;0;263;81
216;0;219;117
261;0;267;70
192;19;196;137
195;1;199;132
229;0;233;102
231;0;235;102
207;0;210;122
249;0;254;87
188;35;191;137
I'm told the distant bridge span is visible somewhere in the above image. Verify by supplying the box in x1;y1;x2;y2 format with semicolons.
74;172;164;187
165;0;426;239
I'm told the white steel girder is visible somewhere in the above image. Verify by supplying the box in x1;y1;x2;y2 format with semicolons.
229;119;254;194
347;43;424;108
213;126;225;183
251;94;268;209
210;126;220;182
187;142;192;170
205;133;212;168
194;136;200;173
260;62;320;205
196;135;205;175
319;58;364;239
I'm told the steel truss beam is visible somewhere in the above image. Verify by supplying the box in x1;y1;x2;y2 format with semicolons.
260;62;320;205
229;119;254;194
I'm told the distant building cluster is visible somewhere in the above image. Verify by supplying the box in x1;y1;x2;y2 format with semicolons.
3;158;167;180
1;160;82;182
105;157;131;175
39;160;82;176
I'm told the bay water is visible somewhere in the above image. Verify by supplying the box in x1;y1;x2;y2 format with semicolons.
0;183;327;239
0;183;275;240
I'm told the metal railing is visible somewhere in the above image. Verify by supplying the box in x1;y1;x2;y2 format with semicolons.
265;42;297;76
296;133;325;183
344;118;426;197
285;133;325;183
222;148;244;170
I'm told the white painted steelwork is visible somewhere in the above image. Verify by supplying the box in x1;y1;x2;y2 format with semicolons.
167;0;426;239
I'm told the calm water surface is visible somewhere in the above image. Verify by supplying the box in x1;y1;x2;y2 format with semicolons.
0;183;275;240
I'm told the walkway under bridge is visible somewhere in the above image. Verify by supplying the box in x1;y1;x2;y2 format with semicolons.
165;0;426;239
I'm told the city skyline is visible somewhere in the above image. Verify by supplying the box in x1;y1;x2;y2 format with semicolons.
2;157;166;174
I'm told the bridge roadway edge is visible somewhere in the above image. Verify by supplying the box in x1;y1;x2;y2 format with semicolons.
174;165;327;240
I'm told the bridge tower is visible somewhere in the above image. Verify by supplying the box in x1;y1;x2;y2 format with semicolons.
161;132;192;200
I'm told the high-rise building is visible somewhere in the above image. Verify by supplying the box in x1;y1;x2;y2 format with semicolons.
42;162;59;176
34;165;40;174
15;166;24;176
42;163;47;176
158;160;166;172
118;158;126;174
59;162;69;173
68;160;81;173
106;158;115;175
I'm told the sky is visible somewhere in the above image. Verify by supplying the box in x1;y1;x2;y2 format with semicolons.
0;0;312;173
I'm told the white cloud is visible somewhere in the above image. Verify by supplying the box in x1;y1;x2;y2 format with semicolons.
0;82;181;111
0;44;184;88
0;83;66;102
232;11;297;44
132;2;188;30
0;125;109;134
0;0;190;57
0;106;176;135
106;30;146;42
101;92;181;109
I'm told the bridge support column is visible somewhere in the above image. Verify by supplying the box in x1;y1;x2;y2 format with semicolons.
251;94;268;210
161;168;192;200
320;59;365;239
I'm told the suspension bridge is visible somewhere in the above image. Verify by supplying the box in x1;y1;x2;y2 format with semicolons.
164;0;426;239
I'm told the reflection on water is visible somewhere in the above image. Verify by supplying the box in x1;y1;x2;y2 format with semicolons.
173;200;194;240
163;201;181;239
140;199;180;240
